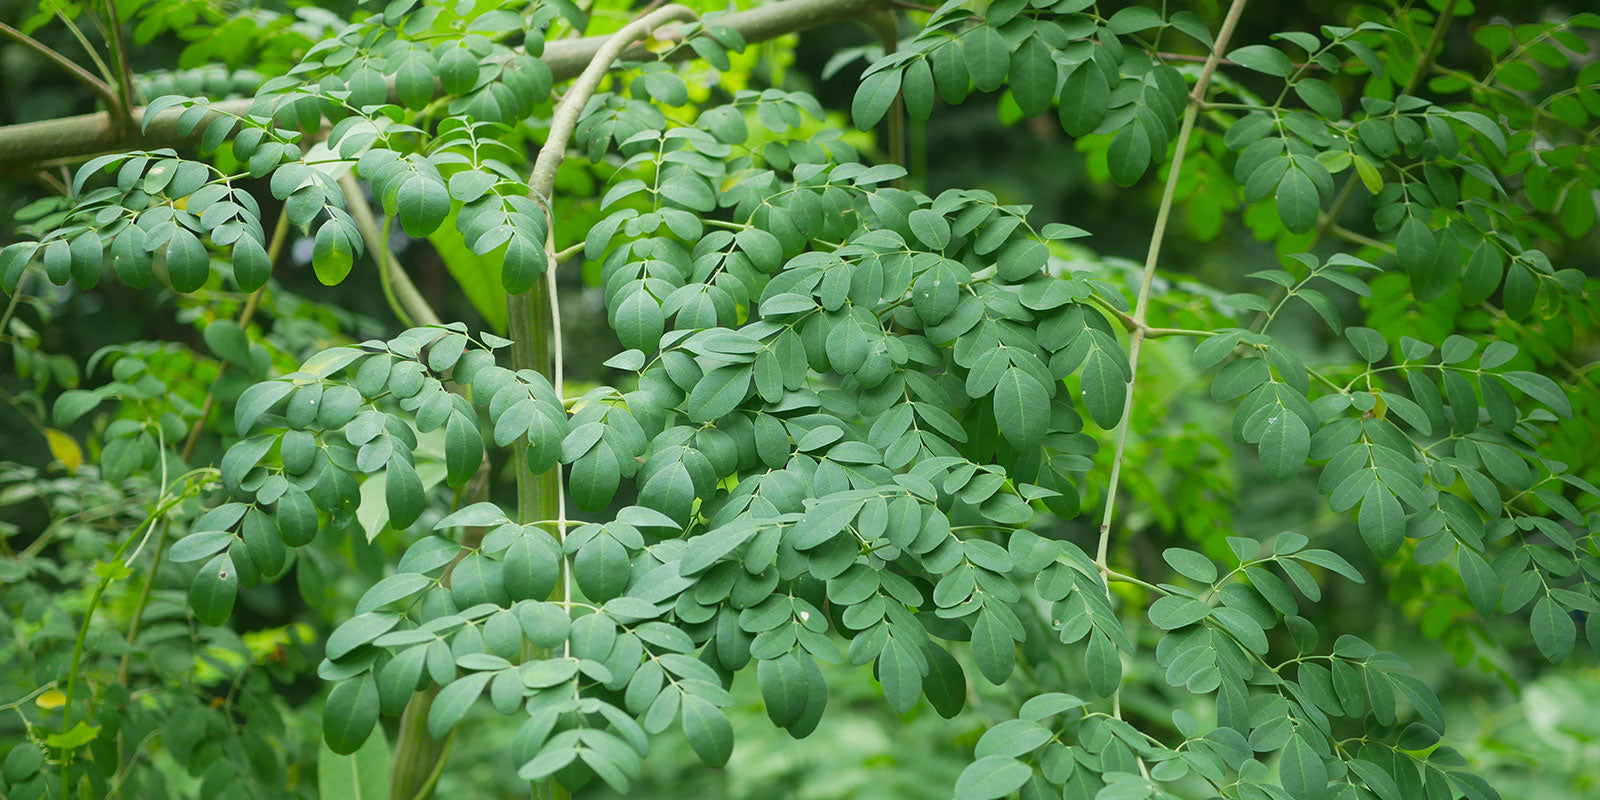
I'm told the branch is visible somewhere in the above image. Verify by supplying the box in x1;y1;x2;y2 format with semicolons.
0;0;889;169
527;5;702;202
0;21;122;119
1095;0;1251;569
510;4;701;526
338;171;441;327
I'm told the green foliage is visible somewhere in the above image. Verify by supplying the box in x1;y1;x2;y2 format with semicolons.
2;1;1598;800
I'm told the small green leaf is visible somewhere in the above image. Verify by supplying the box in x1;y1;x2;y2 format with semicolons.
853;68;902;130
1228;45;1294;77
1275;168;1319;234
993;368;1049;449
1531;595;1575;664
963;26;1010;93
1107;124;1152;187
314;219;355;285
954;755;1031;800
681;694;733;766
190;552;238;626
1008;37;1056;117
323;675;381;755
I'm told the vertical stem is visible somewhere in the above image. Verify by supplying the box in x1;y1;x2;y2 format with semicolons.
102;0;136;130
339;172;439;327
1095;0;1251;569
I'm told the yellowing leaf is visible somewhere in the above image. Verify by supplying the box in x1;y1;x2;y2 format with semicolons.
36;689;66;709
45;428;83;470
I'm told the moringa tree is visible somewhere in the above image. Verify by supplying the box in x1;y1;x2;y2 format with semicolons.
0;1;1597;799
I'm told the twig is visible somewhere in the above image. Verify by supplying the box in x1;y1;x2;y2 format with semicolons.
338;171;440;327
1095;0;1251;570
102;0;137;130
1331;225;1394;253
0;22;121;117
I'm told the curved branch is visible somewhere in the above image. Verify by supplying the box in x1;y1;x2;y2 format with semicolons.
338;171;440;327
0;0;888;169
526;4;702;201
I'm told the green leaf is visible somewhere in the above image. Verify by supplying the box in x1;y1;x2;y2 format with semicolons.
1358;483;1404;558
963;26;1010;93
1275;168;1319;234
203;320;251;364
1008;37;1056;117
1148;596;1211;630
878;638;923;712
908;209;952;250
323;675;381;755
53;389;105;427
758;654;808;727
1081;350;1128;428
1084;631;1121;697
1107;124;1152;187
993;368;1049;449
385;456;424;530
686;365;751;423
501;233;547;295
314;219;355;285
681;694;733;767
970;611;1015;684
1058;64;1109;137
1228;45;1294;77
318;723;391;800
232;233;271;291
165;227;210;292
853;68;902;130
1531;595;1575;663
954;755;1032;800
398;174;451;237
428;672;492;739
1258;411;1310;482
1279;733;1327;800
1502;371;1571;418
902;57;935;121
1162;548;1217;583
190;552;238;626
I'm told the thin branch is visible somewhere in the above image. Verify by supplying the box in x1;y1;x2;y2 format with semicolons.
1331;225;1395;253
1096;0;1251;570
103;0;137;129
338;171;440;327
0;21;121;115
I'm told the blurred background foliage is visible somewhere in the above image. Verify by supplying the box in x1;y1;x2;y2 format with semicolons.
1;0;1597;797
